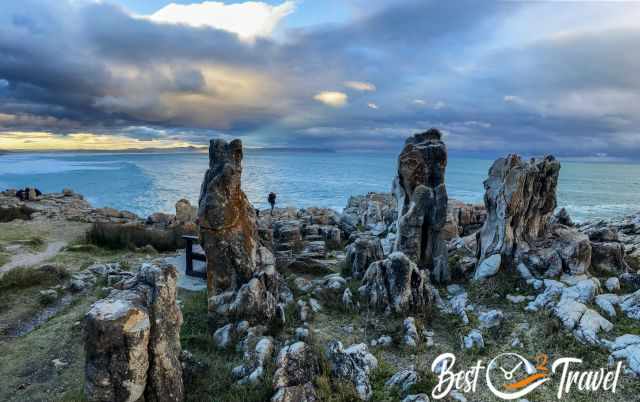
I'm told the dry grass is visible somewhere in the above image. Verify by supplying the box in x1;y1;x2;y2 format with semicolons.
85;222;187;252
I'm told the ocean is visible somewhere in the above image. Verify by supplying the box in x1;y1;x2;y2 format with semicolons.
1;150;639;223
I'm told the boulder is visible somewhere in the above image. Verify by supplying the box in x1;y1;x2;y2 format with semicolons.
359;252;436;315
175;199;196;224
326;341;378;401
393;129;449;283
198;139;289;326
83;262;183;402
345;235;384;278
272;342;320;402
591;240;630;275
385;367;418;392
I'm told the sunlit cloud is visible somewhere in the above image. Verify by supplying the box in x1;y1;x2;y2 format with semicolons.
146;1;296;42
344;81;376;91
0;132;200;151
313;91;348;107
367;103;379;109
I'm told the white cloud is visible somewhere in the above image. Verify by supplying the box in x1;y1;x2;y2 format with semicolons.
412;99;446;110
147;1;295;41
367;103;378;109
433;101;446;110
413;99;426;105
344;81;376;91
314;91;348;107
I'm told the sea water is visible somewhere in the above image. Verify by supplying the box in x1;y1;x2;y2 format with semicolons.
0;150;638;222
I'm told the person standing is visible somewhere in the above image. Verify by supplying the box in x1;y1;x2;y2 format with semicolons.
268;192;276;216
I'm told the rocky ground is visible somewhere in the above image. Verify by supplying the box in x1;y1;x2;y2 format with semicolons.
1;146;640;401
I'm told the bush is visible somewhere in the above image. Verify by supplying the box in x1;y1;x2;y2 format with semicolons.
0;205;36;222
0;264;69;291
85;222;188;252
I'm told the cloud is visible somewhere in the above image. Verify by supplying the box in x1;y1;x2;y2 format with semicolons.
146;1;296;41
1;0;640;157
313;91;348;107
344;81;376;91
367;103;378;109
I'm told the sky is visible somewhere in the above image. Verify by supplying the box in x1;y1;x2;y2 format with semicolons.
1;0;640;157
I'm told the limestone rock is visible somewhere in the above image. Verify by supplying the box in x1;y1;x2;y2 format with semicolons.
620;290;640;320
475;155;560;279
403;317;420;348
272;342;320;401
359;252;435;315
605;335;640;377
326;341;378;401
463;329;485;350
345;235;384;278
198;139;289;326
393;129;449;282
385;367;418;392
83;262;183;402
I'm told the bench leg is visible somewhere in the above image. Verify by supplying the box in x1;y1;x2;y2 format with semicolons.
185;238;194;277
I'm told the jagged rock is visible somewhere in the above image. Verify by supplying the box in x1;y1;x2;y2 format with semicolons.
385;367;418;392
83;262;183;402
595;294;619;318
345;235;384;278
359;252;435;315
312;273;347;303
605;277;621;292
342;288;355;310
478;309;504;329
371;335;393;347
463;329;485;350
233;336;274;385
448;291;470;325
341;192;397;237
213;324;235;349
198;139;289;326
445;200;487;238
403;317;419;348
272;342;320;402
294;327;310;341
393;129;449;282
604;335;640;377
175;199;196;224
402;395;430;402
326;341;378;401
591;240;630;275
553;298;613;345
475;155;561;279
552;208;574;226
620;290;640;320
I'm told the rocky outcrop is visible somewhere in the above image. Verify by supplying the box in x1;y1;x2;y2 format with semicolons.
341;193;397;236
272;342;320;402
358;252;436;315
345;234;384;278
83;262;183;402
444;200;487;239
473;155;593;280
325;341;378;400
393;129;449;283
198;139;289;326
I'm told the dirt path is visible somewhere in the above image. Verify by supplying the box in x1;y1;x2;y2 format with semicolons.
0;241;67;275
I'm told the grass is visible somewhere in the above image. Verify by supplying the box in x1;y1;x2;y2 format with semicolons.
0;264;69;291
179;290;275;402
85;222;188;252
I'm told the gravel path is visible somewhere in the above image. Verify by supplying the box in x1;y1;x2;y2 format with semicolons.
0;241;67;275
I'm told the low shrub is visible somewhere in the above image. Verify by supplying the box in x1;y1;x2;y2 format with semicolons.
0;264;69;290
0;205;36;222
85;222;188;252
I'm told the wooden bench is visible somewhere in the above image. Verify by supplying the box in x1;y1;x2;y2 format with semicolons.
182;235;206;279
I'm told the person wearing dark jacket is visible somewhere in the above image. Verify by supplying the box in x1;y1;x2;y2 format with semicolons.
268;192;276;216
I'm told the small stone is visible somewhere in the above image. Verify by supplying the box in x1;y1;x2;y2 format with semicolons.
52;359;68;369
463;329;484;350
606;277;621;292
478;309;504;329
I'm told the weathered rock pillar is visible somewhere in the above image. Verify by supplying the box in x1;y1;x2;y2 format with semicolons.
474;154;561;280
198;139;289;326
392;129;449;283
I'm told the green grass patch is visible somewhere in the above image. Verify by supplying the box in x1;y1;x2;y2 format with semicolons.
0;264;69;291
85;222;187;252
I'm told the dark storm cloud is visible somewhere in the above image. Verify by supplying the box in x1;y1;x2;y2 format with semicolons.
0;0;639;157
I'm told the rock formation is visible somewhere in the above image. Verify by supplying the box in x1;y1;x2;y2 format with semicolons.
83;262;183;402
345;234;384;278
474;154;562;280
198;139;289;326
358;252;436;315
392;129;449;282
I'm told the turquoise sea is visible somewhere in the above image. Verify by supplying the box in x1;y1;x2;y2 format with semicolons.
0;150;639;222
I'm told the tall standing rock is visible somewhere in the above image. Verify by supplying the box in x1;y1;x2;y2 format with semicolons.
198;139;289;326
474;155;561;280
392;129;449;283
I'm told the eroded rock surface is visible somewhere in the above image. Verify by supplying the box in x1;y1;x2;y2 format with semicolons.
198;139;289;326
393;129;449;282
83;262;183;402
